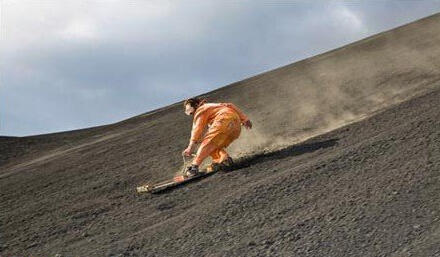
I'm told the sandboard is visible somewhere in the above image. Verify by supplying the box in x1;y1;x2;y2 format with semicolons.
136;169;216;194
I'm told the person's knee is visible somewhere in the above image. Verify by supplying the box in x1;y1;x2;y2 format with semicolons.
195;142;219;164
219;149;228;157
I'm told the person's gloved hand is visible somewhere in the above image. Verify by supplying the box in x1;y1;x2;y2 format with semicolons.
244;120;252;129
182;142;195;157
182;147;192;157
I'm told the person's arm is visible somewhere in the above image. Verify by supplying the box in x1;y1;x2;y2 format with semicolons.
183;113;208;156
190;114;208;143
222;103;252;129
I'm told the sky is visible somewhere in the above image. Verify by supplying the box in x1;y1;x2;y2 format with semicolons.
1;1;440;137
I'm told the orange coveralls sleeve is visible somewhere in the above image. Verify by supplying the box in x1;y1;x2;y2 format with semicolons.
220;103;249;124
190;113;208;143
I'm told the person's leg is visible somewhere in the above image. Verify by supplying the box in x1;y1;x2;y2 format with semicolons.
195;116;240;168
210;148;222;163
216;123;240;167
218;149;229;163
192;141;218;166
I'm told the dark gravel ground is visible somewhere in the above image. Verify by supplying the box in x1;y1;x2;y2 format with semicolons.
2;84;440;257
1;13;440;257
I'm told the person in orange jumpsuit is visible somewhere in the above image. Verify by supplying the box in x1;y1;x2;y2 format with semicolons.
182;98;252;176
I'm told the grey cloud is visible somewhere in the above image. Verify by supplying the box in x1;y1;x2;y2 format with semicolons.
1;1;440;136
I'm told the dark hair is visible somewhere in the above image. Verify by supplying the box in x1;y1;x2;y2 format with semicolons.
184;97;207;109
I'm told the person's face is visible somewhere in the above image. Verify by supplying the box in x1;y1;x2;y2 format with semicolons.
185;104;195;116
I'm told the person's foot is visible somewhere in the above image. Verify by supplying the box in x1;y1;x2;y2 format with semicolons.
207;157;234;172
220;157;234;172
221;157;234;167
185;165;199;177
207;162;221;172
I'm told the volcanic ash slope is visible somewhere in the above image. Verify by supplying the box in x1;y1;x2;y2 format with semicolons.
1;13;440;257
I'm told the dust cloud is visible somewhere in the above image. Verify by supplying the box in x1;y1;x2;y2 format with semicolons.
221;17;440;157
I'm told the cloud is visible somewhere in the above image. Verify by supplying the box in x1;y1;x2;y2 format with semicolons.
332;5;364;31
1;1;440;136
60;19;98;40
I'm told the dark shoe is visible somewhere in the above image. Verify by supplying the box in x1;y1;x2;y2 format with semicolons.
208;157;234;172
185;165;199;177
207;163;221;172
221;157;234;167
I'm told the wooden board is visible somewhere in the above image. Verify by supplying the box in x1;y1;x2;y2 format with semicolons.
136;169;216;194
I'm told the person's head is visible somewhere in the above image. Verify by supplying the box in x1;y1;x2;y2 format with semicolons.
183;97;206;116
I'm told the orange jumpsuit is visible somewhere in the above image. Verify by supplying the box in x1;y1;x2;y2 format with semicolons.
190;103;249;166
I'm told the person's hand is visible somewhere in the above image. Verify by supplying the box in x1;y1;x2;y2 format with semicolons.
182;146;193;157
244;120;252;129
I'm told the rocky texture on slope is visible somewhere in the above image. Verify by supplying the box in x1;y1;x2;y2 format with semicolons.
1;13;440;257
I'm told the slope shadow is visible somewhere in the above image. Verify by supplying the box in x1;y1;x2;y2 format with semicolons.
231;138;339;170
148;138;338;195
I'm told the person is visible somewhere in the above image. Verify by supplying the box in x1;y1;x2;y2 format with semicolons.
182;97;252;176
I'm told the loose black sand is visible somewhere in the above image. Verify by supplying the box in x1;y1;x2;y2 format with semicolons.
1;13;440;257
